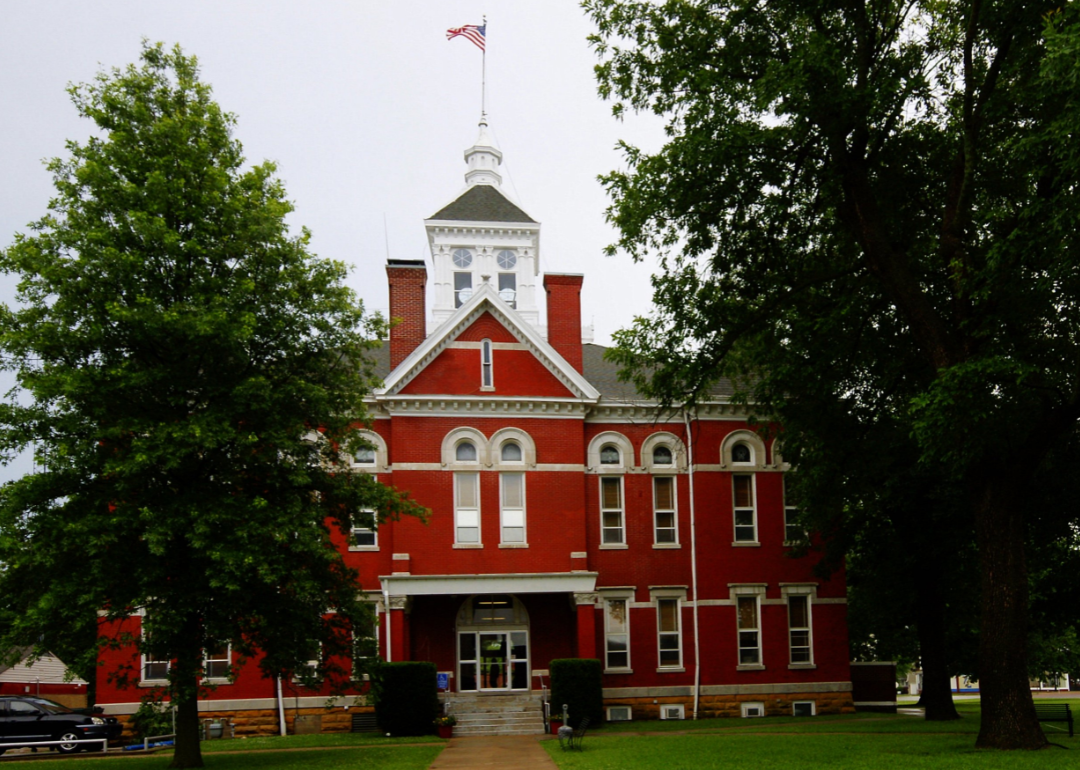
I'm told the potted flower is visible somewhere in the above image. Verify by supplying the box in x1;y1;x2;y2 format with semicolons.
434;715;456;739
548;716;563;733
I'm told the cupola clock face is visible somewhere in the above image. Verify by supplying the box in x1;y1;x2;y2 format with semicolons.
497;250;517;270
453;249;473;268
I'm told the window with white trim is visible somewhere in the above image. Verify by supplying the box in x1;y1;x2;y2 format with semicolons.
455;472;480;544
203;644;230;679
351;509;377;549
737;596;762;665
600;476;625;544
142;652;169;682
788;595;813;664
481;339;493;388
653;476;677;544
454;270;473;307
652;445;673;465
500;472;525;544
600;444;621;465
501;441;522;462
294;643;322;684
657;598;682;668
498;273;517;307
732;442;753;464
741;702;765;718
456;440;478;463
733;474;757;542
784;475;804;544
355;446;376;466
604;598;630;670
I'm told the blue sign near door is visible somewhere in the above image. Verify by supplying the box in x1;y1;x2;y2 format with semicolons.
437;672;449;690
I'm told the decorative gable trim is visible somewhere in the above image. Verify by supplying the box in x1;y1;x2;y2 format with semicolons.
377;283;600;401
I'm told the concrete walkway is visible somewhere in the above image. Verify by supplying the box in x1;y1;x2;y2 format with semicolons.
428;735;559;770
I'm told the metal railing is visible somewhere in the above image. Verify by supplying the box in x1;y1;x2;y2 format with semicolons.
143;733;177;751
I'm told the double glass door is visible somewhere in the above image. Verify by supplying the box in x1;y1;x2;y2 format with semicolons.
458;631;528;691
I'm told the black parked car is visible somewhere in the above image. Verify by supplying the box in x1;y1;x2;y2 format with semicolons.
0;696;122;755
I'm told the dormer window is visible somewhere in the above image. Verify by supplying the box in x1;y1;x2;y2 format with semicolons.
732;443;753;464
456;441;478;462
501;442;522;462
453;249;473;268
600;445;620;465
496;250;517;270
653;446;673;466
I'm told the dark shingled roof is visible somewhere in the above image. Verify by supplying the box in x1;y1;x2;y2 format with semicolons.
428;185;537;224
367;339;733;401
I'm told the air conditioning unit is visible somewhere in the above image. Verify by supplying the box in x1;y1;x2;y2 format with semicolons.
607;706;632;722
660;704;685;720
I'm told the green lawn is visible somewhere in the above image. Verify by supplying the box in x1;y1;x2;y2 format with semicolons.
546;703;1077;769
1;745;442;770
198;732;442;752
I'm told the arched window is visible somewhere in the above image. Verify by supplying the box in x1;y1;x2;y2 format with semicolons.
501;442;522;462
653;446;673;465
600;445;620;465
351;430;389;473
355;446;376;465
456;441;478;462
732;443;752;464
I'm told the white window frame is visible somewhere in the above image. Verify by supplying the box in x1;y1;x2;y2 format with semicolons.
736;594;762;668
653;475;678;546
659;703;685;720
787;594;813;666
783;475;803;544
141;651;170;683
741;702;765;718
481;338;494;390
293;644;322;685
499;472;526;545
607;705;633;722
202;644;231;681
455;471;481;545
732;473;758;544
454;270;473;307
350;509;378;551
654;595;684;671
600;475;625;546
603;597;631;672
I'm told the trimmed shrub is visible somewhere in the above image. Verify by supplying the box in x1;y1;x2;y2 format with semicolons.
550;658;603;728
373;661;440;736
130;694;173;740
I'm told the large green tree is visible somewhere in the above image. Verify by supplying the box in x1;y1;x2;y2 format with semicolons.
0;43;422;768
587;0;1080;749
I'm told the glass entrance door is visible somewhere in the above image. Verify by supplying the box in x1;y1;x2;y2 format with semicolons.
458;630;528;691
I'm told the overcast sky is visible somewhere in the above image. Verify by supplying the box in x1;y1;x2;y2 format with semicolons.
1;1;666;337
0;1;669;480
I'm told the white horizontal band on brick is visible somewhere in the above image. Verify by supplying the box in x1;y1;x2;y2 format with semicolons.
380;571;598;597
98;695;360;716
448;341;528;351
602;681;853;698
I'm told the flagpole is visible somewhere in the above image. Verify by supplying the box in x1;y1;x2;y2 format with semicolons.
481;15;487;120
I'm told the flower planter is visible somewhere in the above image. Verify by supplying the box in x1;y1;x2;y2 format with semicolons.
437;725;454;739
549;719;563;733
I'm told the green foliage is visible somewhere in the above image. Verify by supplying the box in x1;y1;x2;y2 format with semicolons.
130;694;174;740
587;0;1080;747
549;658;604;728
0;41;426;767
372;662;440;737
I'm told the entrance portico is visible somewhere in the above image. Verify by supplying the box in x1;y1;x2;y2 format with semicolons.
379;572;599;693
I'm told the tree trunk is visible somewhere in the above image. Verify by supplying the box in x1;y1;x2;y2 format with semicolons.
913;568;960;720
168;646;204;769
972;468;1046;750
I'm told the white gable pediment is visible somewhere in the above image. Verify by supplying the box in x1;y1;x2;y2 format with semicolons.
377;283;600;401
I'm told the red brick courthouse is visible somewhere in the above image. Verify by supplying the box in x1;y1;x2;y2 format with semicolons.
95;120;854;734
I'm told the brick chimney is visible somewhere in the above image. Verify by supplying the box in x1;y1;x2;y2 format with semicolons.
386;260;428;369
544;273;584;374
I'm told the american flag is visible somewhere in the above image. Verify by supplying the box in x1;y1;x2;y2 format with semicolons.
447;24;486;52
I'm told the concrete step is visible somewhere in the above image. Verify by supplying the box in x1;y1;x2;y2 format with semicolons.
456;714;540;726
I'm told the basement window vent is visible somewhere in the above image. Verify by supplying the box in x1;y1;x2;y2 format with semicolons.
741;702;765;718
607;706;632;722
793;701;816;717
660;704;685;720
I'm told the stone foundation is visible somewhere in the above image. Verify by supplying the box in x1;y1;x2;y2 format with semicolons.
113;706;376;740
604;691;855;721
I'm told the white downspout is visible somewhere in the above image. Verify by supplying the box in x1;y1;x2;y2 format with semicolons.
684;407;702;719
383;582;392;663
276;676;286;736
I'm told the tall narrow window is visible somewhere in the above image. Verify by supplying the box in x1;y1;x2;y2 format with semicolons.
455;472;480;543
352;509;377;548
600;476;625;544
737;596;761;665
733;474;757;542
784;475;803;544
500;473;525;543
654;477;677;544
498;273;517;308
455;271;473;307
481;339;493;388
605;599;630;670
203;645;230;679
657;599;682;668
788;595;812;664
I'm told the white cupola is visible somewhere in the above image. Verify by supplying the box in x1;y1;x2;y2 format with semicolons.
463;116;504;187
